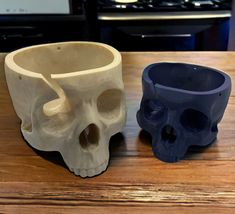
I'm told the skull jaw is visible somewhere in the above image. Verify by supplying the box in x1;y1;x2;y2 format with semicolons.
58;133;111;178
151;132;218;163
22;127;111;178
153;148;181;163
69;158;109;178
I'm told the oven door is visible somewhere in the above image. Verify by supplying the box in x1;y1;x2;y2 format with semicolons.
98;11;231;51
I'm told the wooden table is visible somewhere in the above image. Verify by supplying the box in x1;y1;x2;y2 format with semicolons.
0;52;235;213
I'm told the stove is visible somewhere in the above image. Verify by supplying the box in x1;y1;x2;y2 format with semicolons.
97;0;232;51
98;0;231;12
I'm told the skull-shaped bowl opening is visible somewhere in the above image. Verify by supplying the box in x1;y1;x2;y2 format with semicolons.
7;41;120;77
147;63;227;93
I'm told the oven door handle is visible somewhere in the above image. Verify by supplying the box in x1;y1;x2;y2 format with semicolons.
131;33;192;38
98;11;231;21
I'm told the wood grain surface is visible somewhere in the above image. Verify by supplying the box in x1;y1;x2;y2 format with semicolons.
1;52;235;213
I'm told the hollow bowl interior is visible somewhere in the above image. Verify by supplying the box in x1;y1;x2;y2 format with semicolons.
13;43;115;75
148;63;225;92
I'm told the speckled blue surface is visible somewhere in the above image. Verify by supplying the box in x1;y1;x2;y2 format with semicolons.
137;62;231;162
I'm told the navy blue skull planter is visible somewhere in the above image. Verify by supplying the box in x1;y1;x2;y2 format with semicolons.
137;62;231;162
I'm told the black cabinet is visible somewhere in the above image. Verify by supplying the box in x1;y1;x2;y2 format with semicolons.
0;0;90;51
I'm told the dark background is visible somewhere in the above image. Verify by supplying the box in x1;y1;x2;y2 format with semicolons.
0;0;232;52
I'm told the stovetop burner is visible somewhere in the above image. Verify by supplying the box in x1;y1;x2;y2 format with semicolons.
98;0;232;12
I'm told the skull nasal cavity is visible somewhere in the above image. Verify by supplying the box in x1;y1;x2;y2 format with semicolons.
79;124;99;150
161;125;177;144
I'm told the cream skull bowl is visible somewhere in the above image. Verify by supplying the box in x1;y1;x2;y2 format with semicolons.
5;42;126;177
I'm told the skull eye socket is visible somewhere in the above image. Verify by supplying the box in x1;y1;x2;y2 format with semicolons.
180;109;209;132
32;96;76;136
143;100;166;122
41;112;75;135
97;89;123;119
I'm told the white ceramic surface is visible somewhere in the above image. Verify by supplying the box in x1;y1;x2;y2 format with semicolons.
5;41;126;177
